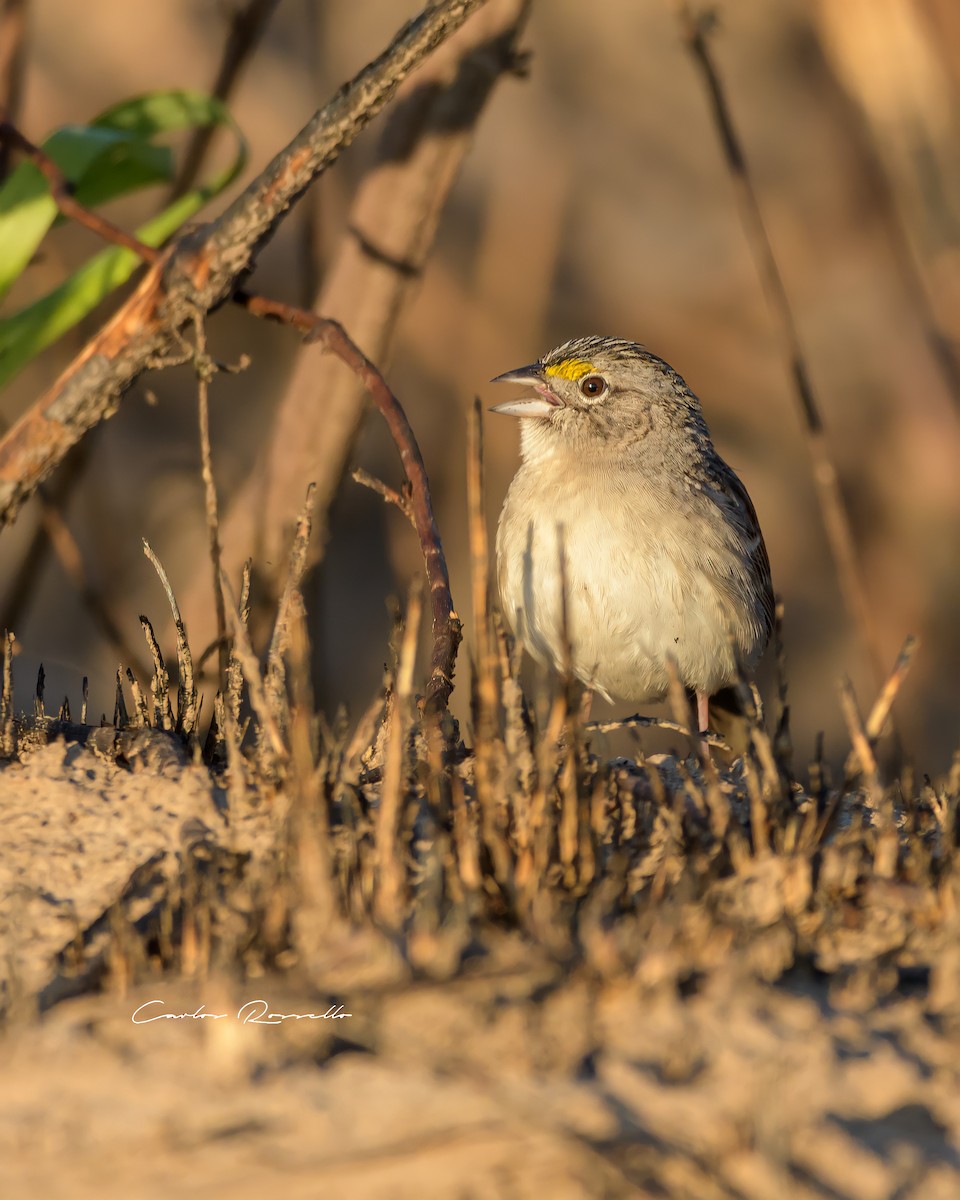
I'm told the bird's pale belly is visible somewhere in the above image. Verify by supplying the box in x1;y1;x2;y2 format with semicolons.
497;474;752;702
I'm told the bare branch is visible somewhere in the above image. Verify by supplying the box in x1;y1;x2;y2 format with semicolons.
237;294;462;715
351;467;415;527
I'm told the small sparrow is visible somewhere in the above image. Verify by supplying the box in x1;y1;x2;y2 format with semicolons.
492;336;774;737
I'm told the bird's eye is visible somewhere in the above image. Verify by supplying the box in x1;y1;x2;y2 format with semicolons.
579;374;607;398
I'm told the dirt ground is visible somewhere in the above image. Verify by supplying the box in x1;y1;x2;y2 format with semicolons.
3;737;960;1199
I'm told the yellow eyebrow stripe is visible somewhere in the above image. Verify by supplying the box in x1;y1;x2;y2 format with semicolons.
544;358;594;381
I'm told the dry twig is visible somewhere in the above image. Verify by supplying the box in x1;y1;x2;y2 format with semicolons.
192;316;229;691
139;614;174;731
264;483;317;726
142;539;198;739
376;581;422;927
237;295;462;715
842;635;918;778
351;468;415;528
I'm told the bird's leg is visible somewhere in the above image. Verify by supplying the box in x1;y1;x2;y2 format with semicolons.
696;690;711;759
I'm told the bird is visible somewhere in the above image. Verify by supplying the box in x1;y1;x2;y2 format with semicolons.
491;335;774;741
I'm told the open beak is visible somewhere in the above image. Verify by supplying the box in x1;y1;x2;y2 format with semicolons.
489;363;563;418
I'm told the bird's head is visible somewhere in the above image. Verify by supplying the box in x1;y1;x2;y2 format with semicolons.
490;336;703;458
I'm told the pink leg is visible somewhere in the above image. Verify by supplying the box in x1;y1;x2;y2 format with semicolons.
696;690;711;760
696;690;710;736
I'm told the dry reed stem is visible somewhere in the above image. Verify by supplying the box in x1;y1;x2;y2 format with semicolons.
286;593;335;924
438;724;481;894
466;397;512;888
677;3;886;689
112;668;129;729
749;725;781;821
264;484;317;729
138;615;173;731
842;635;918;779
839;676;885;818
1;629;13;757
579;773;604;889
741;753;769;857
142;540;197;739
193;316;229;692
375;582;422;927
467;398;496;722
558;736;579;882
492;612;533;857
733;673;781;829
524;686;568;892
351;468;415;527
213;691;242;808
221;569;285;770
341;689;387;790
125;667;148;728
225;560;251;733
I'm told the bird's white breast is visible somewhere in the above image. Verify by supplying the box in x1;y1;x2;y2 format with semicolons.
496;455;760;702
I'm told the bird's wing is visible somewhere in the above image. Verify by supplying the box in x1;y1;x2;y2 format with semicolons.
707;461;776;649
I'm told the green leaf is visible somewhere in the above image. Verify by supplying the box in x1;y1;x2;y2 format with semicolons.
0;125;178;303
0;89;247;389
93;90;238;140
71;141;172;211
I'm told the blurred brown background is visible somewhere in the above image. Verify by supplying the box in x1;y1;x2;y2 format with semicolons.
2;0;959;770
